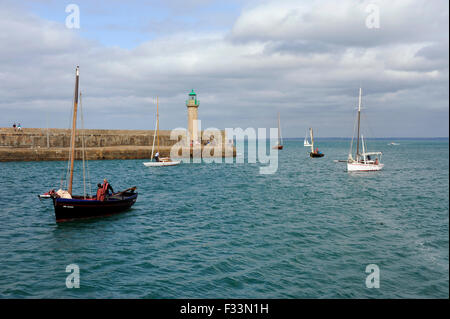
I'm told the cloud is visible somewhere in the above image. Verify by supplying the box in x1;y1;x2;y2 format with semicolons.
0;0;448;137
230;0;448;47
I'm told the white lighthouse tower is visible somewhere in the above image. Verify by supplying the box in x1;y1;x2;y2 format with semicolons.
186;89;200;144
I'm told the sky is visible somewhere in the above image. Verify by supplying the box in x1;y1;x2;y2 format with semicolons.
0;0;448;137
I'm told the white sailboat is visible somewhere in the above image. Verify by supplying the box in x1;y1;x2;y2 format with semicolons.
143;97;181;167
347;88;383;172
273;112;283;150
304;129;312;147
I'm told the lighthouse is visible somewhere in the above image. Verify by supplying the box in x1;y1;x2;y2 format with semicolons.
186;89;200;143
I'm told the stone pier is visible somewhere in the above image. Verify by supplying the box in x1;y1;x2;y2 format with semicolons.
0;128;235;162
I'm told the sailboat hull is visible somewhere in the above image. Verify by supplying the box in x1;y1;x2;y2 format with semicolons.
143;160;181;167
273;145;283;150
310;152;324;158
347;162;384;172
52;192;138;222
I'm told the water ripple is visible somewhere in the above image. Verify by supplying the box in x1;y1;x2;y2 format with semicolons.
0;139;448;298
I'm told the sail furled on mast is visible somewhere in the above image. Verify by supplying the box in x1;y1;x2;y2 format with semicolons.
156;96;160;154
356;87;362;161
68;66;79;196
150;112;157;160
277;112;282;145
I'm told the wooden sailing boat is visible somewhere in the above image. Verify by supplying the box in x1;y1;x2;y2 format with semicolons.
273;112;283;150
39;66;138;222
347;88;383;172
308;128;324;158
143;97;181;167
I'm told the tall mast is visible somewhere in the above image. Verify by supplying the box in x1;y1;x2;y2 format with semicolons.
277;112;281;144
361;134;366;162
356;87;362;160
46;111;50;148
310;128;314;153
156;96;159;153
68;66;79;195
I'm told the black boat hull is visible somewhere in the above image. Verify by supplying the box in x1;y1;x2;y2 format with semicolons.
310;152;324;158
52;192;138;222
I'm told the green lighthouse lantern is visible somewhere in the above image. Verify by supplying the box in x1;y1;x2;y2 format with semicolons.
187;89;199;106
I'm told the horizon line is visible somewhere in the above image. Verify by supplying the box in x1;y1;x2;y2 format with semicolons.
0;127;448;139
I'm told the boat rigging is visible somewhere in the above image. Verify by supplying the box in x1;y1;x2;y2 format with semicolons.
38;66;138;222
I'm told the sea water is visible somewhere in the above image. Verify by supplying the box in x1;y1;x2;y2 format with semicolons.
0;138;448;298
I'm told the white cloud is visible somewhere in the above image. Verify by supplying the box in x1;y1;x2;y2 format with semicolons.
231;0;448;47
0;0;448;137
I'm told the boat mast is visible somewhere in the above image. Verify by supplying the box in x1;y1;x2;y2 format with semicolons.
278;112;281;145
156;96;159;154
361;135;366;163
150;113;157;160
356;87;362;161
46;112;50;148
68;66;79;195
310;128;314;153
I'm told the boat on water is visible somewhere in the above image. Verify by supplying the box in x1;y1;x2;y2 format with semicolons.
144;160;180;167
347;88;384;172
42;187;138;222
273;112;283;150
388;142;400;146
143;97;181;167
304;129;312;147
39;66;138;222
305;127;324;158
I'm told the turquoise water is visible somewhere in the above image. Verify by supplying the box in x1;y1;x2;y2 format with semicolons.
0;139;448;298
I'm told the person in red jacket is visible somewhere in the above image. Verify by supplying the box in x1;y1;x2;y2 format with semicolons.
98;179;114;201
96;183;102;200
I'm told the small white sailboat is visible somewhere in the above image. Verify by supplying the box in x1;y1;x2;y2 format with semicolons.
347;88;383;172
304;129;312;147
143;97;181;167
273;112;283;150
143;159;180;167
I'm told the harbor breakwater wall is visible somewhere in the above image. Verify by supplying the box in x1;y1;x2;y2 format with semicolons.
0;128;235;162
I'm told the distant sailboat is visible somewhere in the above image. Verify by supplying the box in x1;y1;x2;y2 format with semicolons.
304;129;312;147
347;88;384;172
307;128;324;158
143;97;181;167
273;112;283;150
